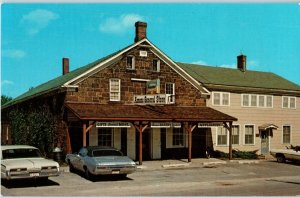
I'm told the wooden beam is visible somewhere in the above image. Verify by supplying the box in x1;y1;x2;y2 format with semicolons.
66;125;72;154
186;123;197;163
224;122;233;160
86;121;96;133
134;123;148;165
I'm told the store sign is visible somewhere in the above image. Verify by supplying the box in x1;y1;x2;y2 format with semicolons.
151;122;181;128
134;94;173;105
198;122;223;128
96;122;131;128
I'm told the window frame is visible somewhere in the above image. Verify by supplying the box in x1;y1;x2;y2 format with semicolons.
242;94;273;108
97;128;113;147
244;125;255;145
216;127;228;146
212;92;230;106
282;96;296;109
152;59;160;72
282;125;292;144
109;78;121;102
232;125;240;145
126;55;135;70
172;127;185;147
165;82;175;103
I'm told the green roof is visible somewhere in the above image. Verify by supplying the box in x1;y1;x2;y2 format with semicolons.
2;45;131;109
177;62;300;92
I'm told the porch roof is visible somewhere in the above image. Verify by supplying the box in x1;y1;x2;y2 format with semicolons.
65;103;237;122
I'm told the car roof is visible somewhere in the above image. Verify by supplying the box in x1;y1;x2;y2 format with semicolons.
84;146;119;152
1;145;38;151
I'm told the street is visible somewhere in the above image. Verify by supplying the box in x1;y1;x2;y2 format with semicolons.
1;160;300;196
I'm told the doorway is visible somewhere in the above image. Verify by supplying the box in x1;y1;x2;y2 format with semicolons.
260;129;270;155
136;128;151;161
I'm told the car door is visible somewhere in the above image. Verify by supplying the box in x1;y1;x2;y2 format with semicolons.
76;148;88;172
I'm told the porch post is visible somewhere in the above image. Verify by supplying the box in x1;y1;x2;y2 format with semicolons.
83;122;87;147
186;122;197;163
66;126;72;154
134;123;148;165
224;122;233;160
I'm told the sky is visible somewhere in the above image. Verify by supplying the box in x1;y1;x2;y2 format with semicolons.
1;3;300;98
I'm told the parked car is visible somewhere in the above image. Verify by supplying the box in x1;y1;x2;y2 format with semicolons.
65;146;136;180
270;145;300;163
1;145;60;181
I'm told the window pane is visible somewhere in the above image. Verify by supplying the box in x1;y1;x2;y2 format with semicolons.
251;95;257;107
214;93;221;105
222;93;229;106
166;83;174;95
110;79;120;101
290;98;296;109
98;128;112;147
232;125;239;145
266;96;272;107
245;125;254;144
127;56;134;69
283;126;291;144
153;59;160;72
243;95;249;106
173;128;184;146
217;127;227;145
283;97;289;108
258;95;265;107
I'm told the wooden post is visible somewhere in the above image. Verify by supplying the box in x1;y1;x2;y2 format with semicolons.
83;122;87;147
186;123;197;163
229;122;233;160
134;123;148;165
66;126;72;154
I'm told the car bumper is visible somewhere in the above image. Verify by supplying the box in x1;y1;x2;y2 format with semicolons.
1;168;60;180
93;166;136;175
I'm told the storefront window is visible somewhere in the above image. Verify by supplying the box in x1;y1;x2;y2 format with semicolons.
98;128;113;147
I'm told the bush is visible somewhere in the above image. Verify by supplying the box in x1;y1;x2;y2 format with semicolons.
213;149;258;159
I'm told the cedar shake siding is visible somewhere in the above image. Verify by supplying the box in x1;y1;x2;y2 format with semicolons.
66;46;205;106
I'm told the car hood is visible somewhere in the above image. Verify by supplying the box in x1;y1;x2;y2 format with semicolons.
2;158;59;170
94;156;135;165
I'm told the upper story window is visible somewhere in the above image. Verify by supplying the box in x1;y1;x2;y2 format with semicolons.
282;96;296;109
213;92;230;106
126;56;135;70
242;94;273;108
109;79;121;101
166;83;175;103
152;59;160;72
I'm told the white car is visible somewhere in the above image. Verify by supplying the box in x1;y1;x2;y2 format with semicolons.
1;145;60;181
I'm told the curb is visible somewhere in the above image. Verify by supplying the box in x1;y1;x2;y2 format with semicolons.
162;163;190;168
202;161;227;166
229;160;260;164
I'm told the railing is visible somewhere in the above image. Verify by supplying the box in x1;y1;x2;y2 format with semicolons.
133;94;175;105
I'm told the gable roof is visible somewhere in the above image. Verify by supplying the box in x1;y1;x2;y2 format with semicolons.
2;39;208;109
177;62;300;95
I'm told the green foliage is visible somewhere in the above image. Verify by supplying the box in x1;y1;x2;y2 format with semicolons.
214;149;258;159
1;95;13;105
8;104;57;156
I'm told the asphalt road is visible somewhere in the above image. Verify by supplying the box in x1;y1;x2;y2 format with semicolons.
1;160;300;196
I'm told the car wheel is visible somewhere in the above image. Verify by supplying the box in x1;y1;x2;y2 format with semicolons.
276;154;286;163
84;168;94;181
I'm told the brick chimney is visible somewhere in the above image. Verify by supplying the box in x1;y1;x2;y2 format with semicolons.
62;57;69;75
134;21;147;42
237;54;246;72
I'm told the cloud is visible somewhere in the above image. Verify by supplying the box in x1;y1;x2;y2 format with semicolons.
192;60;208;65
99;14;144;34
1;80;14;87
21;9;59;35
2;49;26;59
219;63;236;68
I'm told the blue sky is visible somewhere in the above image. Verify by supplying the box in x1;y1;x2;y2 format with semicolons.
2;3;300;98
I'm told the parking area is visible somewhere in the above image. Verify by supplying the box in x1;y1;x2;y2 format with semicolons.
2;159;300;196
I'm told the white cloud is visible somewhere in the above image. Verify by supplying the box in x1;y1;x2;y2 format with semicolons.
219;63;236;68
2;49;26;59
99;14;144;34
21;9;59;35
192;60;207;65
1;80;14;86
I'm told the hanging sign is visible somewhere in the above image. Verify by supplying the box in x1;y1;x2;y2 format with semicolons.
151;122;181;128
198;122;223;128
96;122;131;128
146;79;160;94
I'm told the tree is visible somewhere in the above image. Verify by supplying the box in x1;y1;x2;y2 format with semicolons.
1;95;13;105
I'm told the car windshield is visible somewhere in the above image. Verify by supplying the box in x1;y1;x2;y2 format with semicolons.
92;149;123;157
2;148;42;159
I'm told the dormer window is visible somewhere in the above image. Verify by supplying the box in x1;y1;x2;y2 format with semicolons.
126;56;135;70
152;59;160;72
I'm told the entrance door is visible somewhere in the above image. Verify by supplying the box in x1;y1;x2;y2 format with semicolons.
260;129;270;155
136;128;151;161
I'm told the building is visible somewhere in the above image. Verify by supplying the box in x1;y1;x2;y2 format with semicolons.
178;58;300;155
2;21;299;163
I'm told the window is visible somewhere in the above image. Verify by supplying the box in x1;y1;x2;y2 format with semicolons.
166;83;175;103
232;125;240;145
109;79;121;101
242;94;273;108
217;127;227;145
152;59;160;72
126;56;135;69
283;126;291;144
245;125;254;145
213;92;230;106
98;128;113;147
173;128;184;146
283;97;296;109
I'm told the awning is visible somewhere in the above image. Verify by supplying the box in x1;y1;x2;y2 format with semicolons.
65;102;237;122
258;123;279;130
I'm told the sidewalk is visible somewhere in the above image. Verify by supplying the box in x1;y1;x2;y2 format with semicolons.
60;157;269;172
